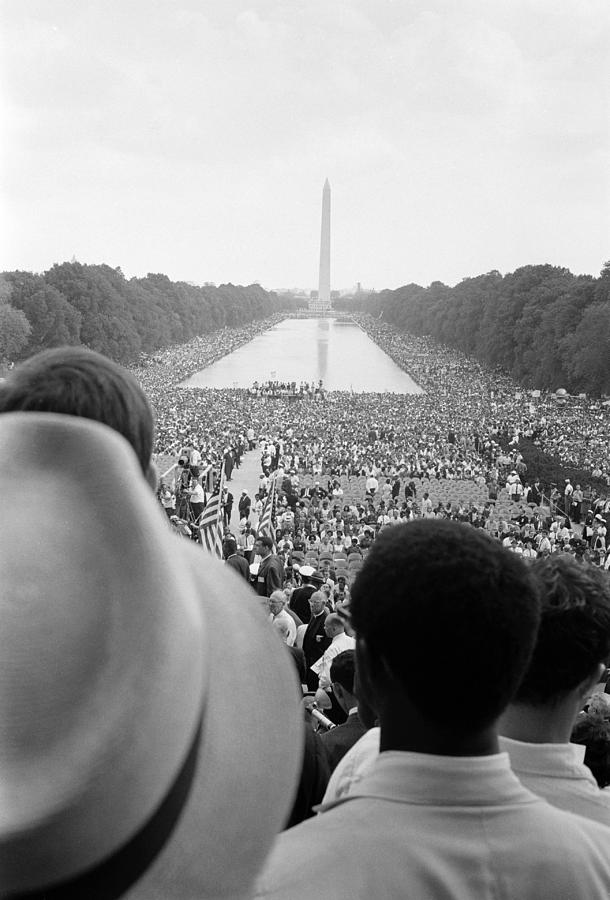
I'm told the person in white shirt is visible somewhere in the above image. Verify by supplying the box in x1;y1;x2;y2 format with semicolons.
365;474;378;496
185;476;205;523
268;591;296;647
256;520;610;900
311;614;355;708
189;443;202;467
499;555;610;826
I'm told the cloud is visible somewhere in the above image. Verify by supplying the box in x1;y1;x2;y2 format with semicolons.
1;0;609;287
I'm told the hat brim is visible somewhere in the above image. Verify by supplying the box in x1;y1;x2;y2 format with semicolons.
128;544;304;898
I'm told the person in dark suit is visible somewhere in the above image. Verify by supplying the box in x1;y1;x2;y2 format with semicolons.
223;537;250;582
320;650;367;772
238;491;251;520
302;591;332;691
254;536;284;597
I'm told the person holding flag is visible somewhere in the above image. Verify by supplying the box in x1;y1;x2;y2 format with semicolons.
253;473;284;596
199;466;225;558
257;470;277;547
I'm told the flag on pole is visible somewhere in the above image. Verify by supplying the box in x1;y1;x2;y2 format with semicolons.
200;466;225;558
257;474;277;553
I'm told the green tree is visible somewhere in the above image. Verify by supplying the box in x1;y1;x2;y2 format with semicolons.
0;302;31;360
562;301;610;394
5;272;82;355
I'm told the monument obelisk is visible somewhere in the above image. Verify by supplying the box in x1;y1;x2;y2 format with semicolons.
310;178;331;313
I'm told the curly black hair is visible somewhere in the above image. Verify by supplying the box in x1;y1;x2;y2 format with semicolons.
350;519;540;732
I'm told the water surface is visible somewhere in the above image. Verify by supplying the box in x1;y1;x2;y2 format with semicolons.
181;318;423;393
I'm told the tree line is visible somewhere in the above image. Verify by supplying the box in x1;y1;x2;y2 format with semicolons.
336;263;610;395
0;262;299;364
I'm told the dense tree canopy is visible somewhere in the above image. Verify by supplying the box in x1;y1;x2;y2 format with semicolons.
3;260;608;394
1;263;300;365
336;264;610;395
0;301;31;360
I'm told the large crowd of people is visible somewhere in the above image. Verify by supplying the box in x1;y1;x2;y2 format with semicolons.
2;338;610;898
130;312;609;570
357;315;610;475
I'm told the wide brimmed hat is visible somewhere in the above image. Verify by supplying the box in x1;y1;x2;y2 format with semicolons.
0;413;302;897
298;566;325;585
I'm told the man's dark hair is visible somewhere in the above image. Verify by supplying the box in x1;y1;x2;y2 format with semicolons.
0;347;154;474
514;556;610;705
258;535;274;551
330;650;356;695
223;537;238;555
350;519;540;732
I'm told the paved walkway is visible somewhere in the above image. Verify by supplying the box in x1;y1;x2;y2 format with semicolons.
224;446;263;531
156;446;266;531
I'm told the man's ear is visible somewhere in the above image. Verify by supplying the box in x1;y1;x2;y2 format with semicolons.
577;662;607;703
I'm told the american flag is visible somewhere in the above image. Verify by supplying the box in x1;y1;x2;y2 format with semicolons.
257;473;277;552
200;467;225;558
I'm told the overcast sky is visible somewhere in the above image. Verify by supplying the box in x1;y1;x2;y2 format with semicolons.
1;0;609;292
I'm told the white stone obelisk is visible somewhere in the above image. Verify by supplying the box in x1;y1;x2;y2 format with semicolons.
311;178;331;313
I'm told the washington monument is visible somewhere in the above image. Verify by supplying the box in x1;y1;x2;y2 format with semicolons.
309;178;331;313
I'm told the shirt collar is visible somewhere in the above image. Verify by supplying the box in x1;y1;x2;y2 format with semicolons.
319;750;538;812
499;735;588;776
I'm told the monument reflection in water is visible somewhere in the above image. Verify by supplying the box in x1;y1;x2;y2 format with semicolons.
181;318;423;394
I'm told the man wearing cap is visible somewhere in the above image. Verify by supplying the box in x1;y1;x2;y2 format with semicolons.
254;535;284;597
289;566;322;623
256;519;610;900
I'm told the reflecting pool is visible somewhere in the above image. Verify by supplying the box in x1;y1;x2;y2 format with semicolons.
181;317;423;393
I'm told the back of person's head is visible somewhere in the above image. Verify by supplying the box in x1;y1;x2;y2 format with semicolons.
223;537;238;556
0;347;154;476
330;650;356;695
350;519;540;733
514;556;610;705
325;613;344;635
